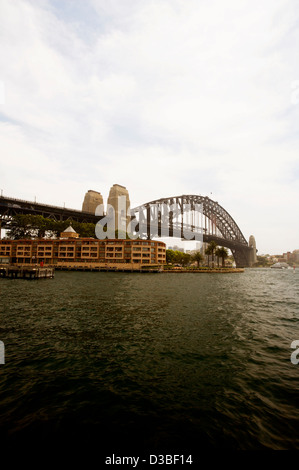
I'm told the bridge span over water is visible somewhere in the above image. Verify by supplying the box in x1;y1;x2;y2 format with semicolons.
0;193;256;267
131;194;256;268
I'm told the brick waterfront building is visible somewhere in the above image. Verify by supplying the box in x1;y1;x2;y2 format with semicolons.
0;226;166;270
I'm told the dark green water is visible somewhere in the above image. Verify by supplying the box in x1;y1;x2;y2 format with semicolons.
1;268;299;453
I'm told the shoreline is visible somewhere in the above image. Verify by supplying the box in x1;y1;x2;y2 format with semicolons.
0;264;245;275
162;268;244;273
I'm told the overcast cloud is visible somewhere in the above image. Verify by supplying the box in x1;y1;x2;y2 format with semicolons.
0;0;298;254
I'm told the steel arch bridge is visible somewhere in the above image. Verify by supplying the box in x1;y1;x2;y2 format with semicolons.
131;195;256;268
0;193;256;267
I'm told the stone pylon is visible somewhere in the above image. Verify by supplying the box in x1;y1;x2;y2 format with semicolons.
82;190;104;214
107;184;130;238
248;235;257;265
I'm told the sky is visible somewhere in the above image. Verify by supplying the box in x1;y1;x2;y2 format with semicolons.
0;0;298;255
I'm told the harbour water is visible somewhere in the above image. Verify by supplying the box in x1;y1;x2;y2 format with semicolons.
0;268;299;453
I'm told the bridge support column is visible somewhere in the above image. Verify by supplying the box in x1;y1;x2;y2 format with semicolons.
231;247;252;268
248;235;257;265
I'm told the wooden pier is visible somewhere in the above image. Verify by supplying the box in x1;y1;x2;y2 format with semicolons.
55;265;162;273
0;266;55;279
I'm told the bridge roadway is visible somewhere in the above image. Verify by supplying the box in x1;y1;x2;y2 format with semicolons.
0;195;99;226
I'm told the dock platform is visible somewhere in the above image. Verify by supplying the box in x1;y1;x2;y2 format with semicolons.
0;266;55;279
55;265;162;273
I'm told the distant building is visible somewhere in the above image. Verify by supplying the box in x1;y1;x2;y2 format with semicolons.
283;252;292;261
276;250;299;264
60;225;79;239
171;245;185;253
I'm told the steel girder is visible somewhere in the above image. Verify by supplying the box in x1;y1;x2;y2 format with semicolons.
0;196;99;225
132;195;247;244
132;195;253;267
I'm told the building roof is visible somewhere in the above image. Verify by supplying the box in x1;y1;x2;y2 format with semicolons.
63;225;77;233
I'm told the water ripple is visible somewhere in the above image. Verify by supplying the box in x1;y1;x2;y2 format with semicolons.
1;268;299;450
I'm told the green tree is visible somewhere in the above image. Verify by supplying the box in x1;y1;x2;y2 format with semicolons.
254;255;269;267
6;214;97;240
166;249;190;266
166;249;176;264
215;247;229;267
71;221;96;238
181;252;191;266
205;241;217;267
173;250;184;265
192;250;203;267
6;214;33;239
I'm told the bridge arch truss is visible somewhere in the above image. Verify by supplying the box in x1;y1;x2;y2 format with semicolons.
132;195;255;267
